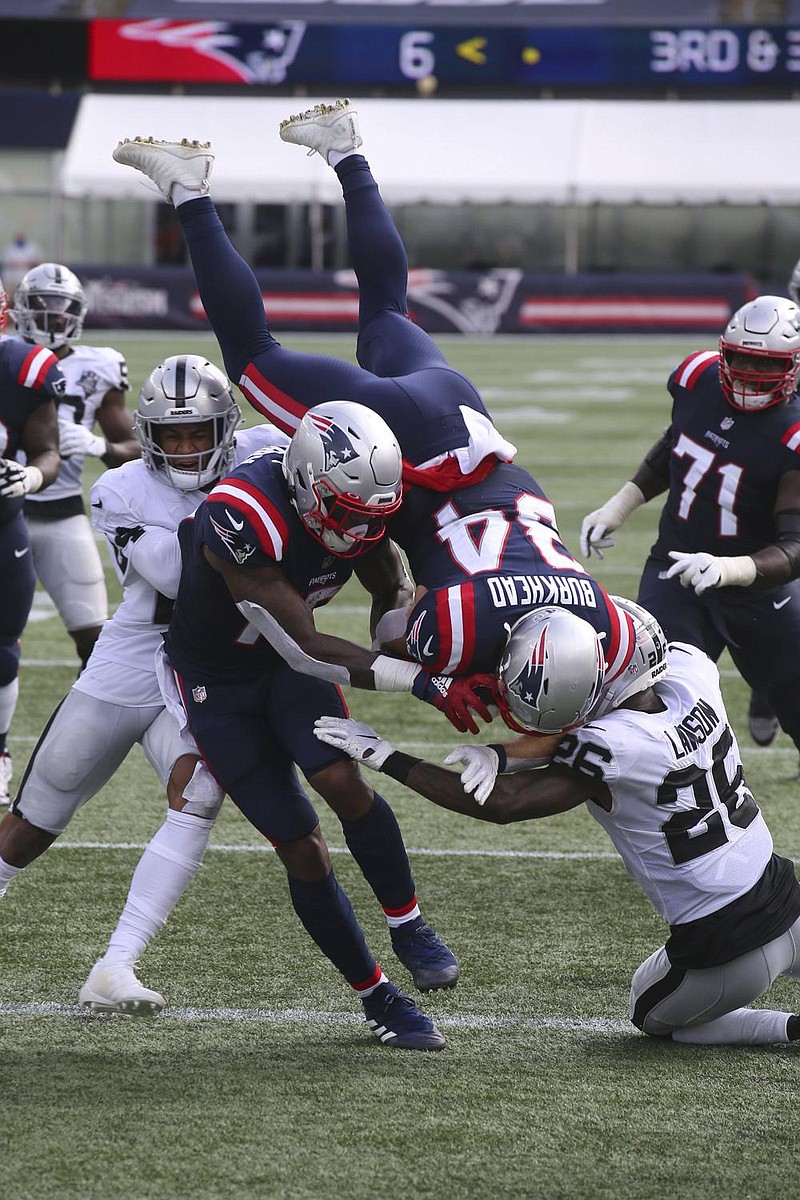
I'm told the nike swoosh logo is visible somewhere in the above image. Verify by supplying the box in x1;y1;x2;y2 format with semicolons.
773;597;791;610
423;636;434;656
225;508;244;531
14;547;29;558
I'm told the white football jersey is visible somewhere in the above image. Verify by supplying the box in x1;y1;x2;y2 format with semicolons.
552;642;773;926
74;423;288;707
25;343;129;505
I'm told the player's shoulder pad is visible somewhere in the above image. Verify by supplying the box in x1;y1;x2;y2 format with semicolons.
1;336;62;392
669;350;720;392
69;343;128;384
90;460;166;530
234;423;290;462
207;471;289;561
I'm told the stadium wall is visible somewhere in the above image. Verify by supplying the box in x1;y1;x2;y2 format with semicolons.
73;264;754;335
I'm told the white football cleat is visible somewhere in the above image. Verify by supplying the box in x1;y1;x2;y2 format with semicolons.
79;961;166;1016
279;99;362;165
0;751;11;808
112;136;214;204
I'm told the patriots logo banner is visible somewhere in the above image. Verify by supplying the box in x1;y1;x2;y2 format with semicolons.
90;19;307;85
309;412;359;471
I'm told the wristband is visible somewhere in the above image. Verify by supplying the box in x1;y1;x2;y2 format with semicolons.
487;744;508;773
24;465;43;494
381;751;422;784
372;654;421;692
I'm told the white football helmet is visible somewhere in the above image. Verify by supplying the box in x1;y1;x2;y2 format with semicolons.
591;596;668;718
283;400;402;557
719;295;800;411
135;355;240;490
496;606;606;736
13;262;87;349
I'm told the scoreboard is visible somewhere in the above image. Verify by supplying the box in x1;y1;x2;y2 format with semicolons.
88;21;800;88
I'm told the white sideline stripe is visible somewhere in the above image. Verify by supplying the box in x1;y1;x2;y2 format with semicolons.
53;841;618;860
0;1000;629;1033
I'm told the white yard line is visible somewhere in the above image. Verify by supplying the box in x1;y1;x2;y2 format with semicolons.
52;840;619;860
0;999;629;1034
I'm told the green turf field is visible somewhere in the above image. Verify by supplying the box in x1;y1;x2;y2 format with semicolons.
3;333;798;1200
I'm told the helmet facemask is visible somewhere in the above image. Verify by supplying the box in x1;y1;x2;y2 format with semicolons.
135;355;240;491
13;263;86;350
283;401;403;558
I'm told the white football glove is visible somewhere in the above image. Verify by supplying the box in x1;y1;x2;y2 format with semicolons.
442;744;500;806
58;418;107;459
0;458;43;498
665;551;756;596
580;481;645;559
313;716;396;770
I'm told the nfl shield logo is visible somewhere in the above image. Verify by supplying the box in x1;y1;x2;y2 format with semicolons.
192;685;207;704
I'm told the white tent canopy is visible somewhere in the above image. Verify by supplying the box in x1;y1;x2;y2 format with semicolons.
61;94;800;207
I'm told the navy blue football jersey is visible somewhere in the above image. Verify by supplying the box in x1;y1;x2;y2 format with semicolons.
0;336;64;527
165;447;361;683
398;465;634;680
653;350;800;559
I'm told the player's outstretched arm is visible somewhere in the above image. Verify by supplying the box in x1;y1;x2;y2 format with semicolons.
208;548;496;731
314;716;589;822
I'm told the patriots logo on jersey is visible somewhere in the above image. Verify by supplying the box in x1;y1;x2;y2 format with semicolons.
310;413;358;471
209;513;256;565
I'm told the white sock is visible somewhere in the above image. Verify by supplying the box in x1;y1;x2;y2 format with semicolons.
172;184;207;208
0;677;19;742
102;808;214;965
672;1006;792;1045
328;149;360;168
0;853;22;900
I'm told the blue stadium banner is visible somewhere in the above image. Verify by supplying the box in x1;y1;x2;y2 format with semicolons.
73;265;753;335
89;20;800;87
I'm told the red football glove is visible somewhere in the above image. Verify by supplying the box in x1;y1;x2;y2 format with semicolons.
412;671;499;735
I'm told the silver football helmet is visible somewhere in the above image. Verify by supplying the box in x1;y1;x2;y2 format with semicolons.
13;262;87;349
135;355;240;490
283;400;402;557
591;596;668;718
719;295;800;412
497;606;606;736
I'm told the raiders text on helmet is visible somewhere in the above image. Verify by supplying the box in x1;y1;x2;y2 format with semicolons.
591;596;668;718
497;606;606;736
13;262;87;350
283;400;402;556
719;295;800;412
135;355;240;490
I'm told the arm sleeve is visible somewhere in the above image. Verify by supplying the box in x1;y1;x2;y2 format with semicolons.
128;529;183;599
